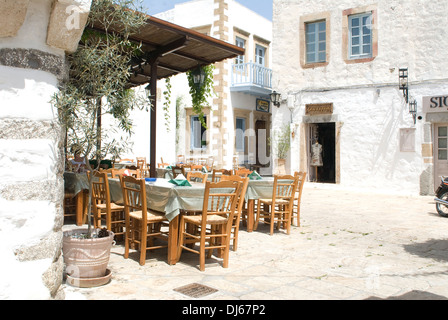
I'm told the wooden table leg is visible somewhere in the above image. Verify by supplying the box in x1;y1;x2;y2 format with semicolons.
75;192;84;226
168;215;179;265
246;199;255;232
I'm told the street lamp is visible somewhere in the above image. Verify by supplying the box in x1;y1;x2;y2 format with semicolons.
409;99;417;125
399;68;409;103
191;66;206;88
270;90;281;108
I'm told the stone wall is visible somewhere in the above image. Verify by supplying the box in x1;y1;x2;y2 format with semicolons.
0;0;90;299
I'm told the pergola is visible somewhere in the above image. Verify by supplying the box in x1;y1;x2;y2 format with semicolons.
89;15;245;177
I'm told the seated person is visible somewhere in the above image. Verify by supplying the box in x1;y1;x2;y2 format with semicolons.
70;145;86;173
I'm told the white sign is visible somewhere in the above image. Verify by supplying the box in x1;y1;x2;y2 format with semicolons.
423;95;448;113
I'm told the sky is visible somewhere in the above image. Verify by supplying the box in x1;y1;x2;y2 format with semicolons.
140;0;272;21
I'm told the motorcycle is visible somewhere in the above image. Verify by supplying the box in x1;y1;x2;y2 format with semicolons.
434;176;448;217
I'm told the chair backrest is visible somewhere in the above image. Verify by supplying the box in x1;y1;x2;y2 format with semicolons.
190;164;203;171
212;169;232;182
158;157;169;168
220;175;249;215
171;165;186;178
111;168;141;179
234;168;252;178
177;154;185;164
201;180;241;230
120;175;147;225
294;171;307;199
88;171;111;211
136;157;146;170
272;174;299;206
186;171;208;184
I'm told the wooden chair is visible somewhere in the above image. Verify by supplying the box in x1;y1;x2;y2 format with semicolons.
120;175;169;265
177;180;241;271
158;157;170;168
171;165;186;178
88;171;125;240
177;154;185;164
186;171;208;184
63;191;77;222
292;171;307;227
234;168;252;178
111;168;141;179
220;175;249;251
136;157;150;177
254;174;299;236
211;169;232;182
190;164;203;171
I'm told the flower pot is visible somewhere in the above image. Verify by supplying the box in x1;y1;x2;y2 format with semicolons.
62;229;114;280
276;158;286;174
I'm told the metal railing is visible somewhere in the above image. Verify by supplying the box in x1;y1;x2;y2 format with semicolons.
231;62;272;89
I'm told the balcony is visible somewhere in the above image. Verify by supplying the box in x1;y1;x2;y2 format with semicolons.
230;62;272;98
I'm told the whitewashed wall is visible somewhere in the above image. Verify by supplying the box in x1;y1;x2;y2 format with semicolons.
0;0;90;299
273;0;448;195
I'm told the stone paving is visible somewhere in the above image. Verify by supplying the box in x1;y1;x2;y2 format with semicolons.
63;183;448;300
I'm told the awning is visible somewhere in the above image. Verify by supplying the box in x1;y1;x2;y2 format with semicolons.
88;14;245;176
90;15;245;86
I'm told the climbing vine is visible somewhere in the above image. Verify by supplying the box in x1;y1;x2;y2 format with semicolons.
187;64;215;129
162;77;172;132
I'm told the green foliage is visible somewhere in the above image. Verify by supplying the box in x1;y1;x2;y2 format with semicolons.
186;65;215;128
53;0;147;164
52;0;148;237
271;124;291;159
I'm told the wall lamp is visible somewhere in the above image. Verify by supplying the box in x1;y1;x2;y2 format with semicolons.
270;90;281;108
399;68;409;103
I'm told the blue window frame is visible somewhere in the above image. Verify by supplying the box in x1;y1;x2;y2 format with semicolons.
349;13;372;59
306;20;326;63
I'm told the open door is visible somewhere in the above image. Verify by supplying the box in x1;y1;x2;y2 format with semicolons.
307;122;336;183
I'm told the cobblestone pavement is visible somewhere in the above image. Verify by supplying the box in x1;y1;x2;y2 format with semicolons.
63;183;448;300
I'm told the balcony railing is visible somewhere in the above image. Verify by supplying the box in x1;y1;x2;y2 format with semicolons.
231;62;272;90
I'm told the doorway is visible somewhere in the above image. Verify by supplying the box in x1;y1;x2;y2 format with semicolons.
434;123;448;191
307;122;336;183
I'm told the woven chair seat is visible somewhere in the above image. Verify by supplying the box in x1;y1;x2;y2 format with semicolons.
96;203;125;211
129;210;167;222
184;214;228;225
258;198;290;205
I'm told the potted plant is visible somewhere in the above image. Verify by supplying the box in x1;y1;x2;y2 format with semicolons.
53;0;146;287
271;123;291;174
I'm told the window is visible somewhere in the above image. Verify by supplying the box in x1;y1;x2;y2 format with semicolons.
190;116;207;150
306;20;326;63
235;37;245;65
300;12;330;69
255;45;266;66
348;12;373;59
235;117;246;152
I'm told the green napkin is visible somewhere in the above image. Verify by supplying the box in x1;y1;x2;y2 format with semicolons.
166;165;172;169
169;179;192;186
248;171;262;180
168;174;191;186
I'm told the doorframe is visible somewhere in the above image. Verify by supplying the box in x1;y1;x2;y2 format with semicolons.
300;120;341;184
433;122;448;191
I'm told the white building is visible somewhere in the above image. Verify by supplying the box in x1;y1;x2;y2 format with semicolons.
127;0;273;172
272;0;448;195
